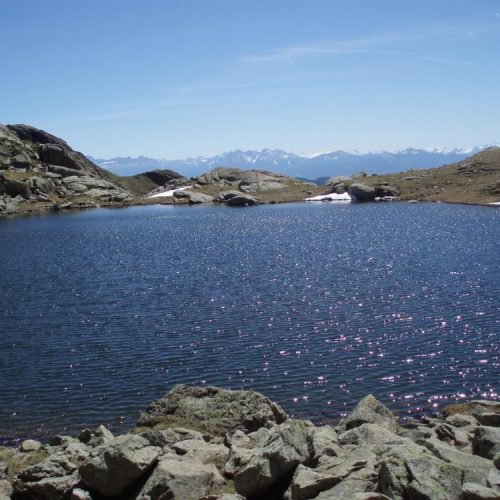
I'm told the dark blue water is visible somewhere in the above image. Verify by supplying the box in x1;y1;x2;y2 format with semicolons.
0;203;498;443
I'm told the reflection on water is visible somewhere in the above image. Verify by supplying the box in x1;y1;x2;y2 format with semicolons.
0;202;498;442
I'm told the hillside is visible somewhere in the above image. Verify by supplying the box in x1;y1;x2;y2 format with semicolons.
351;147;500;205
0;124;134;216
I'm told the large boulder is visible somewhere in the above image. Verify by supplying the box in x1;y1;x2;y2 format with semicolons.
338;394;399;433
348;183;377;201
228;419;313;498
39;144;80;170
473;426;500;460
227;194;259;206
78;434;161;497
137;384;287;435
136;457;225;500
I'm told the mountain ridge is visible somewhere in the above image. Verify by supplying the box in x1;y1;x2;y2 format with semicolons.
88;145;497;179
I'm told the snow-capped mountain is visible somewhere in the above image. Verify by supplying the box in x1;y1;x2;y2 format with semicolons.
89;146;495;180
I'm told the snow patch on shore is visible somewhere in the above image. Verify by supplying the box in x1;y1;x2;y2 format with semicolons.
305;192;352;202
148;186;192;199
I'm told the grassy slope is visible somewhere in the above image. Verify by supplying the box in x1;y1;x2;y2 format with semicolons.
350;147;500;205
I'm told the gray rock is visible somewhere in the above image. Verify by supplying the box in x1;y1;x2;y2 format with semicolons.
231;419;313;498
310;425;341;462
140;427;205;448
0;176;31;198
217;190;243;201
79;434;161;496
446;414;480;428
338;394;399;433
421;437;493;486
137;384;287;435
494;452;500;469
20;439;42;453
10;153;31;169
0;462;7;481
348;183;376;201
47;165;86;177
136;457;225;500
171;439;229;468
474;411;500;427
31;176;56;194
284;464;337;500
0;479;13;500
325;175;352;186
473;426;500;459
39;144;80;170
239;180;284;192
14;455;79;500
460;482;500;499
338;423;409;448
66;182;88;193
374;183;399;197
186;192;215;204
226;194;258;206
88;424;114;447
405;454;463;500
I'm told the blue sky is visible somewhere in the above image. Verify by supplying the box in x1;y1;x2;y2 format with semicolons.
2;0;500;158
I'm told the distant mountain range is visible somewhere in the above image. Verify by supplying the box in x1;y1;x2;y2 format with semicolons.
88;146;496;181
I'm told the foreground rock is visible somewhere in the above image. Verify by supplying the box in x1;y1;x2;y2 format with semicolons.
136;384;287;435
3;386;499;499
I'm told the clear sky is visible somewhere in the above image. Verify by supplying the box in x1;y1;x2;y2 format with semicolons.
2;0;500;158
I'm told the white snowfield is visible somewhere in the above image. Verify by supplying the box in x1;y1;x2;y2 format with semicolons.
305;192;352;202
148;186;192;199
489;201;500;206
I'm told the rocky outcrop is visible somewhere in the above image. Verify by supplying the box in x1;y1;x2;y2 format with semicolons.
227;194;259;206
136;384;287;435
2;387;500;499
0;123;133;216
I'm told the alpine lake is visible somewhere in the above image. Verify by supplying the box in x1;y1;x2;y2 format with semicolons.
0;202;498;444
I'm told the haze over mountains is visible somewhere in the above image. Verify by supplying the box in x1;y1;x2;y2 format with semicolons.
88;146;493;181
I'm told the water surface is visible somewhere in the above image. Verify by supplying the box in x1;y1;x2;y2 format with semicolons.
0;202;498;443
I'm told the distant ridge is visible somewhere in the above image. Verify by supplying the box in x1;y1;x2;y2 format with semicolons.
88;145;498;179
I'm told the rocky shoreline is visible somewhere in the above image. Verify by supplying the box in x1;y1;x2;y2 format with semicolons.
0;385;499;499
1;123;499;219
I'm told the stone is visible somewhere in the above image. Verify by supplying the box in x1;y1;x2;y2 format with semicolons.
284;464;338;500
88;424;114;447
231;420;313;498
31;176;56;194
338;423;408;448
443;400;500;417
171;439;229;468
39;144;80;169
404;454;463;500
140;427;205;448
78;434;161;496
10;153;31;169
239;180;284;192
310;425;341;462
474;412;500;427
421;437;493;486
47;165;86;177
0;462;7;480
0;479;13;499
0;175;31;198
473;426;500;460
14;455;79;500
446;414;480;428
137;384;287;435
226;194;259;206
348;183;377;201
186;192;215;204
136;457;225;500
217;190;243;201
494;452;500;469
338;394;399;433
20;439;42;453
460;482;500;499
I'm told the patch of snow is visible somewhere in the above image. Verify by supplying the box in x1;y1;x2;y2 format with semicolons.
488;201;500;206
305;192;351;202
148;186;192;199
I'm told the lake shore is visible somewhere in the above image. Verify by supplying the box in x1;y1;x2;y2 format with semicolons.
1;385;499;499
